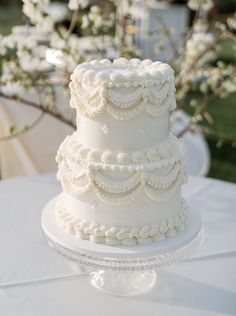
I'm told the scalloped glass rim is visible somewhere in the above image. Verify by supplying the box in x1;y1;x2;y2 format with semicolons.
43;225;203;271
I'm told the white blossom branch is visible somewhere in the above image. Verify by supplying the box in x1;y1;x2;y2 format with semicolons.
0;112;44;142
0;92;76;129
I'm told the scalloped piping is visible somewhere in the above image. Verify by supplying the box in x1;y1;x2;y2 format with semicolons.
69;58;176;120
70;80;176;120
57;156;187;205
55;195;188;246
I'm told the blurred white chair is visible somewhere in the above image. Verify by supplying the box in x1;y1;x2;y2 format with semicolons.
171;110;211;176
130;2;189;61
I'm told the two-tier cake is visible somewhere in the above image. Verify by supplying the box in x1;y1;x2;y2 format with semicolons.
55;58;188;247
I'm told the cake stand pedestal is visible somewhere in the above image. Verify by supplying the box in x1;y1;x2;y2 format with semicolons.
41;197;203;296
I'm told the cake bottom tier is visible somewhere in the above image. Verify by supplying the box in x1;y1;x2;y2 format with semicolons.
55;191;188;246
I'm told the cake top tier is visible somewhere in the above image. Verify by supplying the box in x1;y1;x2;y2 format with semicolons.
70;58;174;88
69;58;176;120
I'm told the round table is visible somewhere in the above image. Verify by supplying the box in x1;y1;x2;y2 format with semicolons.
0;173;236;316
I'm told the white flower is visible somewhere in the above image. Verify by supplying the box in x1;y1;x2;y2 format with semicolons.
0;32;27;55
68;0;79;11
82;5;115;34
227;14;236;30
36;16;54;32
22;0;55;32
81;15;89;29
50;33;66;50
221;80;236;95
187;0;214;11
30;0;49;4
44;3;68;22
199;81;208;93
193;20;209;33
90;5;100;14
0;36;7;55
184;32;215;68
68;0;88;11
17;40;52;73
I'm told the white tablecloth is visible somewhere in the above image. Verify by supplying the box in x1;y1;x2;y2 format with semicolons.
0;174;236;316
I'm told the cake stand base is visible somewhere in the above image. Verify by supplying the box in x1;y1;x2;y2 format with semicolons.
91;270;157;296
42;196;203;296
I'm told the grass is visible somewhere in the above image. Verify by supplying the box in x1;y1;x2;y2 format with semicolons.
0;5;235;183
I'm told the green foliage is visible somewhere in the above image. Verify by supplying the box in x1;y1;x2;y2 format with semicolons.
0;5;23;35
206;93;236;140
208;139;236;183
206;93;236;183
219;0;236;14
217;40;236;63
184;92;236;183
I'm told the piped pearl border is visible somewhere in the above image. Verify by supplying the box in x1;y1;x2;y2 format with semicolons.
55;195;188;247
71;58;175;88
56;132;181;168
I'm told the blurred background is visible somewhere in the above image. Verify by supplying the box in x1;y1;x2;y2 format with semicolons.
0;0;235;182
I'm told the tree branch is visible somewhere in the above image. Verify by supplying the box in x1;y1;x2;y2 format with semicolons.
0;92;76;129
176;121;193;138
0;111;44;142
66;10;78;38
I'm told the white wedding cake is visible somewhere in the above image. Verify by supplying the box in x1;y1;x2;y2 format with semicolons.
55;58;188;247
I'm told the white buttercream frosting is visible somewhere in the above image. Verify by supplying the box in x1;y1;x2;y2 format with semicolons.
56;130;187;205
56;131;180;166
55;58;188;247
55;195;187;246
69;58;176;120
71;58;174;87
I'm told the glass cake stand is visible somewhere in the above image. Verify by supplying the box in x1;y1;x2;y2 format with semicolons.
41;197;203;296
